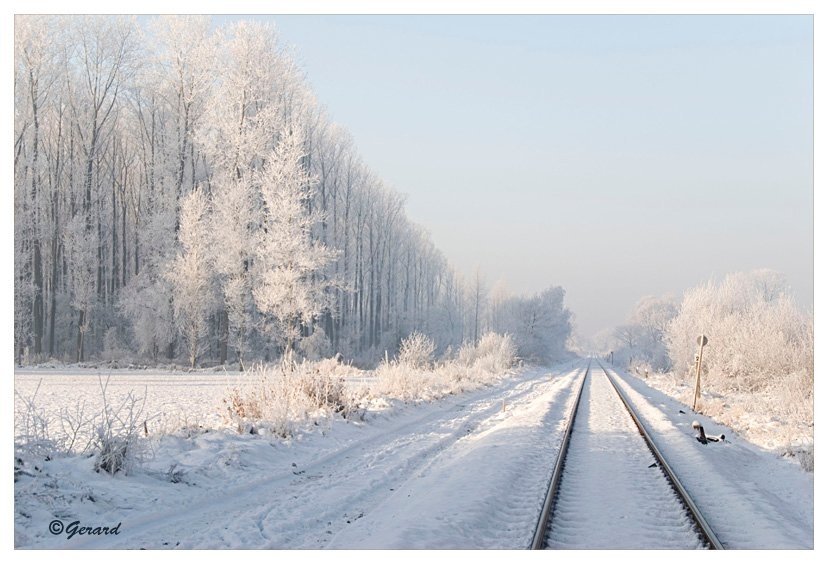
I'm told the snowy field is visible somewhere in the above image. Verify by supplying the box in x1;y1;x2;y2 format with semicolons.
14;368;247;442
14;360;813;550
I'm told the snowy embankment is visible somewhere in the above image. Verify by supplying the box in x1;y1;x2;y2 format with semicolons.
632;368;813;467
605;366;813;549
14;359;812;549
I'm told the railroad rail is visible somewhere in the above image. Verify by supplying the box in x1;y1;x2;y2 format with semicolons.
531;359;724;549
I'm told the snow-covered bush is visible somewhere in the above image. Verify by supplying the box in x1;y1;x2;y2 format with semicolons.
223;360;363;436
92;379;148;475
373;358;430;401
398;332;435;369
101;327;133;364
15;376;149;469
14;381;59;459
373;332;517;402
224;364;310;437
457;332;517;373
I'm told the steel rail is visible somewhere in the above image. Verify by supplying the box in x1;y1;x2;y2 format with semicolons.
529;360;590;549
597;360;725;550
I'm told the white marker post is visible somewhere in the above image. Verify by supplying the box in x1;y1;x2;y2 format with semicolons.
693;334;708;412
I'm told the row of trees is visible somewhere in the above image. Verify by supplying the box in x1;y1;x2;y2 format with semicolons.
14;15;573;368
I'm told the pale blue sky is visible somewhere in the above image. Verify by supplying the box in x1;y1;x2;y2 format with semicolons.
217;14;814;337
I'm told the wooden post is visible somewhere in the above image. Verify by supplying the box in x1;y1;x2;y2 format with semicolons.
502;399;506;412
693;334;708;411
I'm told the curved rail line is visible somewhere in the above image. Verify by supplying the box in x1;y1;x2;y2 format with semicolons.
531;359;724;550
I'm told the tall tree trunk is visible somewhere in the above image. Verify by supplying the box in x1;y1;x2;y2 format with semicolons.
30;74;43;355
76;310;85;362
218;307;228;365
48;233;58;356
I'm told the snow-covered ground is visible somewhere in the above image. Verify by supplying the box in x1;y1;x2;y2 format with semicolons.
636;367;814;459
13;359;813;549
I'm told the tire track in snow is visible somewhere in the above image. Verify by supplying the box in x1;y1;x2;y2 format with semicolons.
256;364;582;548
70;363;580;549
325;363;586;548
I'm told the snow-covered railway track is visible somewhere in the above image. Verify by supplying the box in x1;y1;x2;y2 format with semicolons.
532;360;723;549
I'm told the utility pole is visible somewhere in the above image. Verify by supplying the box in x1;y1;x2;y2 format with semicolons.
693;334;708;411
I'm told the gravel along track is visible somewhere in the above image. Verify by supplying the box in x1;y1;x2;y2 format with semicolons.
544;365;706;549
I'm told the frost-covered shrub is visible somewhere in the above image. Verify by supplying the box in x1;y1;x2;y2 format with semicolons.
92;382;147;475
223;360;363;437
456;332;517;372
372;332;517;402
14;382;60;459
373;359;430;401
398;332;435;369
476;332;517;372
299;367;348;412
15;377;146;467
224;363;311;437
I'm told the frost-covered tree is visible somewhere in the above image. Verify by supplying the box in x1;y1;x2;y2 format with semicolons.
167;188;215;367
209;172;256;368
253;127;337;356
198;20;309;365
66;16;138;360
612;295;677;371
14;16;62;358
666;269;812;393
148;16;216;203
496;286;572;364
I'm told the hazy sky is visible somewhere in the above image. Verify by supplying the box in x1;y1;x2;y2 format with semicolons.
212;15;814;337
